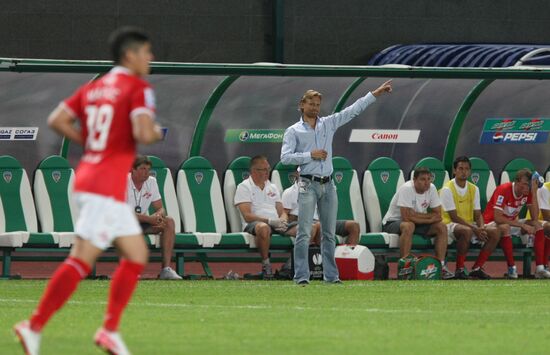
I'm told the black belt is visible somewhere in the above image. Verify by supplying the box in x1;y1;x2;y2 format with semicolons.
300;174;331;184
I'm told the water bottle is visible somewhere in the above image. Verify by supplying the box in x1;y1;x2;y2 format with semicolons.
532;171;544;188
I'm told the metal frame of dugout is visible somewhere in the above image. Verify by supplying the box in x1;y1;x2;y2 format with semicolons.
1;58;547;279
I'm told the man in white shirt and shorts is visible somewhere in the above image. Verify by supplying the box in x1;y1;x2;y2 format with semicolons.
382;167;454;279
127;155;181;280
234;155;295;279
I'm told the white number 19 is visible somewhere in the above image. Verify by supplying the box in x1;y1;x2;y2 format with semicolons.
85;104;114;151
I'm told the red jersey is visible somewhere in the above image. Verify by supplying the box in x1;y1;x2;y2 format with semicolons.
483;182;532;223
63;66;155;202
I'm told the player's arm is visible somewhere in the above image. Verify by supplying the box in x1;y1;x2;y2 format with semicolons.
47;105;83;145
237;203;269;224
276;202;288;222
447;209;473;227
427;206;443;223
284;209;298;222
474;210;485;228
135;211;154;224
132;114;163;145
401;207;436;224
493;208;533;233
151;199;166;217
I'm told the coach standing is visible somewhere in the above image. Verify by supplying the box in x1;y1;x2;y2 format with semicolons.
281;81;393;285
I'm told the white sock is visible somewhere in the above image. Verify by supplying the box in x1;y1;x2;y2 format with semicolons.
536;265;545;272
262;258;270;265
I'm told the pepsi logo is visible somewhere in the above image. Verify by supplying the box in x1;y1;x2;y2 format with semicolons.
493;132;504;142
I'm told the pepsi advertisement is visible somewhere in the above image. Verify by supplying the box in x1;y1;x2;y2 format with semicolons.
479;118;550;144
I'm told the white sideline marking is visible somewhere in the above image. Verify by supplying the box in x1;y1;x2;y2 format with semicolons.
0;298;546;316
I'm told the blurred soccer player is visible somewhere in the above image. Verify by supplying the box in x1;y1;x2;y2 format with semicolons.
14;27;163;355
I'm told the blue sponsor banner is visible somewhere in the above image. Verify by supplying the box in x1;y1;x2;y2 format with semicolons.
480;131;549;144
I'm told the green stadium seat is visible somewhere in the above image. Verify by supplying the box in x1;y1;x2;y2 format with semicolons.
331;157;367;244
411;157;449;190
0;155;57;247
223;156;251;235
500;158;535;184
146;155;182;247
178;156;248;248
33;156;78;248
467;157;496;211
223;156;293;249
271;161;298;193
361;157;405;248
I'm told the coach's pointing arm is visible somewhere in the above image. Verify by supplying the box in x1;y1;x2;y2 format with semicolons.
325;80;393;130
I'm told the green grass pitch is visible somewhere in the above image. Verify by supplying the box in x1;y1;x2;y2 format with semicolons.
1;280;549;354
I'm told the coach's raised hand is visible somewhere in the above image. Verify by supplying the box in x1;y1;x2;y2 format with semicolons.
372;80;393;97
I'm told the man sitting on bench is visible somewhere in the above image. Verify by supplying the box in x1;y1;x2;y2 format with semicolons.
382;167;454;279
127;155;181;280
234;155;295;279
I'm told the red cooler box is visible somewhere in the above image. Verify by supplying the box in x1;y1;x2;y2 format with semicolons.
335;245;375;280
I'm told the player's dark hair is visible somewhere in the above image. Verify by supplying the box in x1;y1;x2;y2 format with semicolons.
515;168;532;182
250;155;268;169
132;155;152;170
109;27;150;65
413;167;431;179
453;156;471;169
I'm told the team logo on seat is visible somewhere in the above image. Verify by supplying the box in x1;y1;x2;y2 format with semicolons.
380;171;390;184
149;170;157;178
242;171;250;180
471;173;480;185
430;172;436;182
3;171;12;183
334;171;344;184
194;172;204;184
52;170;61;183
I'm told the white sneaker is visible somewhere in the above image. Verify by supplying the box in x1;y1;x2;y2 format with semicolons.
505;266;518;279
14;320;41;355
441;264;455;280
94;328;131;355
535;268;550;279
158;267;182;280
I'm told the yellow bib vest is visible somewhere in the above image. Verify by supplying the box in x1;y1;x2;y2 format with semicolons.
441;180;476;225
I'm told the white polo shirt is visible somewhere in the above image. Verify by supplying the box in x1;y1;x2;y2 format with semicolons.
234;177;281;229
382;180;441;225
282;183;319;220
126;174;161;215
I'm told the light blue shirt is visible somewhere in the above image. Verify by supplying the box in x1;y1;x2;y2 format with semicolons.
280;92;377;176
